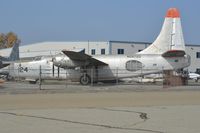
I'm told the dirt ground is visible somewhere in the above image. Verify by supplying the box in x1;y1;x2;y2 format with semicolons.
0;90;200;110
1;83;200;133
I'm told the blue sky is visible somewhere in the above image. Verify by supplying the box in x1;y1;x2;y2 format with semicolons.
0;0;199;45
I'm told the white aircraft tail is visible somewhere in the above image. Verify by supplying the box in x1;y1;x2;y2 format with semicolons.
138;8;185;55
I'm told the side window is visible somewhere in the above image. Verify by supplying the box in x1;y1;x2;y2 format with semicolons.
91;49;95;55
101;49;105;55
117;49;124;54
138;49;143;52
196;68;200;74
196;52;200;58
126;60;143;71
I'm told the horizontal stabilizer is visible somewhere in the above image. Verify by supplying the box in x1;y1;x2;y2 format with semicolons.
162;50;185;57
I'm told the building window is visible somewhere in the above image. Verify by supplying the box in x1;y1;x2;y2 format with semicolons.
196;68;200;74
101;49;105;55
91;49;95;55
196;52;200;58
117;49;124;54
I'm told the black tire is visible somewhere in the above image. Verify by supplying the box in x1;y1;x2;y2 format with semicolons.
29;80;38;84
80;74;91;85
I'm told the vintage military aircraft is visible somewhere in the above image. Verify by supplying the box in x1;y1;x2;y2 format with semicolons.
52;8;190;85
2;8;191;85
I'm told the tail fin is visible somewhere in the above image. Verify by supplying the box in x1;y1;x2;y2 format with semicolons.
138;8;185;55
0;42;19;68
8;42;20;61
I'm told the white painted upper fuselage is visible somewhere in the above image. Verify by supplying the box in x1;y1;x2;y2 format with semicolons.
87;54;190;80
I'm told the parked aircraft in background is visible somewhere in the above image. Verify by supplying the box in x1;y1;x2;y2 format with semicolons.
1;55;80;84
0;42;19;69
188;72;200;82
0;49;84;83
0;42;19;83
2;56;83;84
52;8;190;85
5;57;67;84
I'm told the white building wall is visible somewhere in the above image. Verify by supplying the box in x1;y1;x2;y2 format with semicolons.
185;45;200;72
110;41;148;56
0;41;109;58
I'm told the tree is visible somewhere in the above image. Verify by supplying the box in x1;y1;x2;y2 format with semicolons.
0;32;20;49
6;32;20;48
0;33;6;48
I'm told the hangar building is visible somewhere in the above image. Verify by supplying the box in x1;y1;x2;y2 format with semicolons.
0;41;199;72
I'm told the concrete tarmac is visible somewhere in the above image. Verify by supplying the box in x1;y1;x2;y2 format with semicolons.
0;81;200;133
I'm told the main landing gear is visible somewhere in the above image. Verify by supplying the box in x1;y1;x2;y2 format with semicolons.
80;73;91;85
79;66;98;85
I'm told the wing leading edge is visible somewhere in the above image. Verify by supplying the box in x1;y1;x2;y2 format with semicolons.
62;50;108;66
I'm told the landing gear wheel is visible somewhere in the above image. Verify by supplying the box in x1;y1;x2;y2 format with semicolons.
80;74;91;85
29;80;37;84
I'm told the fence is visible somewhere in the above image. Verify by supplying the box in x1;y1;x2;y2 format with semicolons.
0;66;198;90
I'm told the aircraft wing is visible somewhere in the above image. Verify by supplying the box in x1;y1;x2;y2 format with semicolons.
62;50;108;66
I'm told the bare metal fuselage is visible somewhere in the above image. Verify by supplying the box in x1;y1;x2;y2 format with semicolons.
51;53;190;82
2;53;190;83
74;54;190;81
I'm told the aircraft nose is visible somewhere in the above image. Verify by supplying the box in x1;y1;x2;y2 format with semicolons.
52;56;61;62
52;56;62;66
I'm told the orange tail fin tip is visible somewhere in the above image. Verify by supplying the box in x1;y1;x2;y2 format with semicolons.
166;8;180;18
